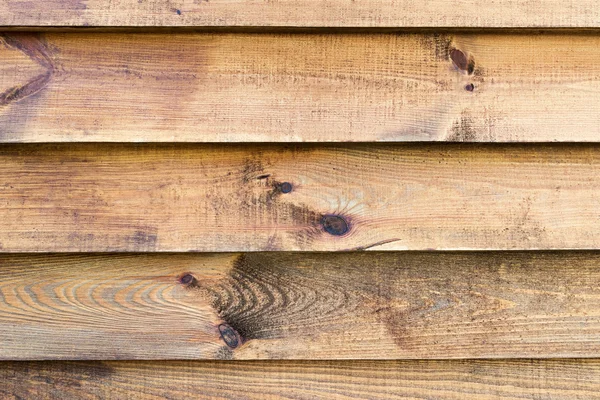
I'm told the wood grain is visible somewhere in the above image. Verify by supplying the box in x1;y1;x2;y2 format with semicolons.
3;32;600;142
0;0;599;27
2;252;600;360
3;359;600;399
2;144;600;251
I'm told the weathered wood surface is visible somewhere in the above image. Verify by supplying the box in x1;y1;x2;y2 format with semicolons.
2;252;600;360
2;144;600;251
3;32;600;142
0;0;599;27
2;359;600;399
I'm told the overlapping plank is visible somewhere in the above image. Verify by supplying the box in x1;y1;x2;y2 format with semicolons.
0;0;598;28
1;144;600;251
3;32;600;142
2;252;600;359
2;359;600;399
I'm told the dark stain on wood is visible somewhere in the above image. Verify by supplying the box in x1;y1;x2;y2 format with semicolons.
215;347;234;360
449;116;478;141
128;229;158;251
0;34;55;107
422;33;453;61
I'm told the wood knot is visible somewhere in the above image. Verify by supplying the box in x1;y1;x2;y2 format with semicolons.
179;273;195;286
450;48;475;74
322;215;349;236
218;323;242;349
279;182;293;194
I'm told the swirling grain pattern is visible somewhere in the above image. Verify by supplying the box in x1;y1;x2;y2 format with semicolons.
1;252;600;359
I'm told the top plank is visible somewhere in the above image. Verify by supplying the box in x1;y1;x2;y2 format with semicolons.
0;0;599;28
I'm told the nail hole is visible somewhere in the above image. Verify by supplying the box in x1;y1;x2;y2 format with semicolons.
465;83;475;92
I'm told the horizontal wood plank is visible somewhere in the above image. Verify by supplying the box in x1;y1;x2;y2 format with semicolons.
1;144;600;251
3;32;600;142
2;252;600;359
0;1;599;27
2;359;600;399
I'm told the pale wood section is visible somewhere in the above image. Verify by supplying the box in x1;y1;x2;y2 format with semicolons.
3;32;600;142
2;252;600;360
0;0;598;27
2;359;600;399
2;144;600;251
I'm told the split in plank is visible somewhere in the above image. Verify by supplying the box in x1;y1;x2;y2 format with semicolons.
0;0;599;28
2;252;600;359
2;144;600;251
3;32;600;142
2;359;600;399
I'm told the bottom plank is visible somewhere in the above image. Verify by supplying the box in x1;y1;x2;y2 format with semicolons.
1;360;599;399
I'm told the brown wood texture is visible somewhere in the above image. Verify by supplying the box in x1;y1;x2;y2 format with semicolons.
3;359;600;399
0;0;598;27
3;32;600;142
1;144;600;251
2;252;600;360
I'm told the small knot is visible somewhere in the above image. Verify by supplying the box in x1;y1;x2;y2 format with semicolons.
218;323;241;349
179;273;195;285
450;48;468;71
322;215;349;236
279;182;293;194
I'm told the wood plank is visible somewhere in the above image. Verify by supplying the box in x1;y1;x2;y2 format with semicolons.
0;1;599;28
1;144;600;251
2;360;600;399
3;32;600;142
2;252;600;360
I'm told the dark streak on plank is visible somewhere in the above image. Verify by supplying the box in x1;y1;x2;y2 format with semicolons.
0;34;55;107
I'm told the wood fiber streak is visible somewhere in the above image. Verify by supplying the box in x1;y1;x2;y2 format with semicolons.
1;144;600;251
0;0;598;27
1;252;600;360
3;32;600;142
2;359;600;399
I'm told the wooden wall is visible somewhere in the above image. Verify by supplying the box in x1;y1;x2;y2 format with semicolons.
2;2;600;398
